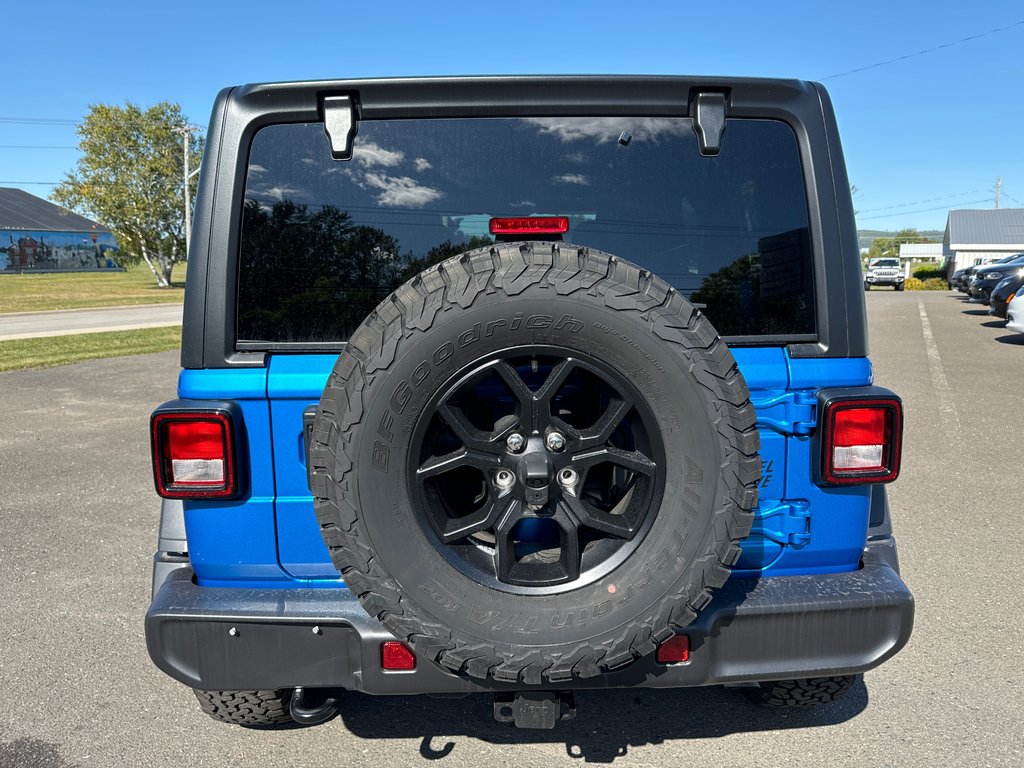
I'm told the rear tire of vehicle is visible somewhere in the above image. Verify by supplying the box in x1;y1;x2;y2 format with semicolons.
192;689;296;728
310;242;760;684
740;675;858;707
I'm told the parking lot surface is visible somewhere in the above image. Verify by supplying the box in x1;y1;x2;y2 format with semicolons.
0;290;1021;767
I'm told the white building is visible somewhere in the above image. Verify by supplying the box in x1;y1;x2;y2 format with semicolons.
898;242;944;264
943;208;1024;274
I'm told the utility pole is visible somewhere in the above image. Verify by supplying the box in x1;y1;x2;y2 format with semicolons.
995;177;1001;209
175;127;192;254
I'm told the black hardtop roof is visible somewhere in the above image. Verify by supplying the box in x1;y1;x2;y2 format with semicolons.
224;75;822;120
236;73;814;91
181;72;867;367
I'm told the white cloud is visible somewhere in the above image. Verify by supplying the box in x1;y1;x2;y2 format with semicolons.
250;185;305;202
509;200;536;208
353;142;404;167
364;172;442;208
552;174;589;186
247;164;267;175
301;158;317;166
523;117;690;144
414;157;432;172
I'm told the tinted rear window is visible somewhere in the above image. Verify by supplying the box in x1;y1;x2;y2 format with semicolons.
238;117;814;344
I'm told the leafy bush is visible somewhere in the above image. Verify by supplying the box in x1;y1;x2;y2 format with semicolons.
904;277;948;290
912;264;946;280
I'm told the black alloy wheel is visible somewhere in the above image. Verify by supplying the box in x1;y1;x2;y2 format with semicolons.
411;348;665;593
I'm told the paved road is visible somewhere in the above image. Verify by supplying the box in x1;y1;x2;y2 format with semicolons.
0;304;183;341
0;291;1021;767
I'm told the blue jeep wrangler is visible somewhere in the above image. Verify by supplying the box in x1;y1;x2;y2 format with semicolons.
146;76;913;729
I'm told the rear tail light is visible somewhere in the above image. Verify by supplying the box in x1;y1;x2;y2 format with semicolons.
381;641;416;670
656;635;690;664
489;216;569;235
152;411;237;499
821;397;902;485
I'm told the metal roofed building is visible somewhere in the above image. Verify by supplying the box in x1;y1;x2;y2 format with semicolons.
0;187;120;273
944;208;1024;274
898;242;944;263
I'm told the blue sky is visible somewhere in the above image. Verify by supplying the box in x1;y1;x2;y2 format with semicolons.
3;1;1022;232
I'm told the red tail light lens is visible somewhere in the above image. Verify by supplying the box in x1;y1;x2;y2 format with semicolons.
152;412;237;499
489;216;569;235
821;398;902;485
381;641;416;670
656;635;690;664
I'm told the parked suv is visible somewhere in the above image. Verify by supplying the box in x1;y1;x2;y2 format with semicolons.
145;76;913;730
864;258;905;291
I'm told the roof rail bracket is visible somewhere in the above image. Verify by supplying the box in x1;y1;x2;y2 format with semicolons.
692;92;727;157
323;95;357;161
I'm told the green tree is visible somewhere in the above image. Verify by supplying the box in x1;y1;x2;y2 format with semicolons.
52;103;203;287
865;228;930;267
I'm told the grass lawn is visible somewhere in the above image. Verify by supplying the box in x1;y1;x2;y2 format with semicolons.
0;326;181;372
0;262;186;313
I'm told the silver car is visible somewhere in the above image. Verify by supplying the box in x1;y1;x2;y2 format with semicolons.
1006;286;1024;334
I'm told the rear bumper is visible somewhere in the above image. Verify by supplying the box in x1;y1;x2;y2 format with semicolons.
146;539;913;694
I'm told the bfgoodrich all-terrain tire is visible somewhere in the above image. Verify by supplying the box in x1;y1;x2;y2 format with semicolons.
740;675;859;707
193;689;294;728
309;242;760;684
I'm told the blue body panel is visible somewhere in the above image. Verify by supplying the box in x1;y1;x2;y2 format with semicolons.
179;348;875;588
267;355;345;581
177;368;293;586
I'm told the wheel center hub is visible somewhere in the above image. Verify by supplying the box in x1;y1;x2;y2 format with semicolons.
517;442;554;506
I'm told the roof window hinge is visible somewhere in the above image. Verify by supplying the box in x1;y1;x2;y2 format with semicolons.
323;95;358;160
692;91;727;157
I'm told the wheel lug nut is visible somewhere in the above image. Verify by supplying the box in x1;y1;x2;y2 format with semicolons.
506;433;525;452
545;432;566;452
494;469;515;491
558;467;578;488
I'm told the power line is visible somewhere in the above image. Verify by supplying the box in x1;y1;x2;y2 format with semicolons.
856;189;988;214
0;116;78;125
822;19;1024;80
0;144;77;150
858;199;991;221
0;181;60;185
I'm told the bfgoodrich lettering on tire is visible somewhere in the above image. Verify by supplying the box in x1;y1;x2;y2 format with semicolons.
310;242;760;683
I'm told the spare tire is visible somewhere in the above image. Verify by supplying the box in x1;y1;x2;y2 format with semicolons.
309;242;759;684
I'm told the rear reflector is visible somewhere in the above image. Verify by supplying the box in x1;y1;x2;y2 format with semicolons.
489;216;569;235
656;635;690;664
152;411;237;499
821;398;902;485
381;641;416;670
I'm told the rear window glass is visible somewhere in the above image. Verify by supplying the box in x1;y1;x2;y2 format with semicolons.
238;117;814;344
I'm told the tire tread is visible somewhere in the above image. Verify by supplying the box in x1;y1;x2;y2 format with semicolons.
310;243;760;683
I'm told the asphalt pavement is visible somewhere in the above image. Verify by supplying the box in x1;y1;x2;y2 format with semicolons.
0;304;183;341
0;290;1021;767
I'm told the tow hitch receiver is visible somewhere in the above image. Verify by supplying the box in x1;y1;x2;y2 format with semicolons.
493;691;577;729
